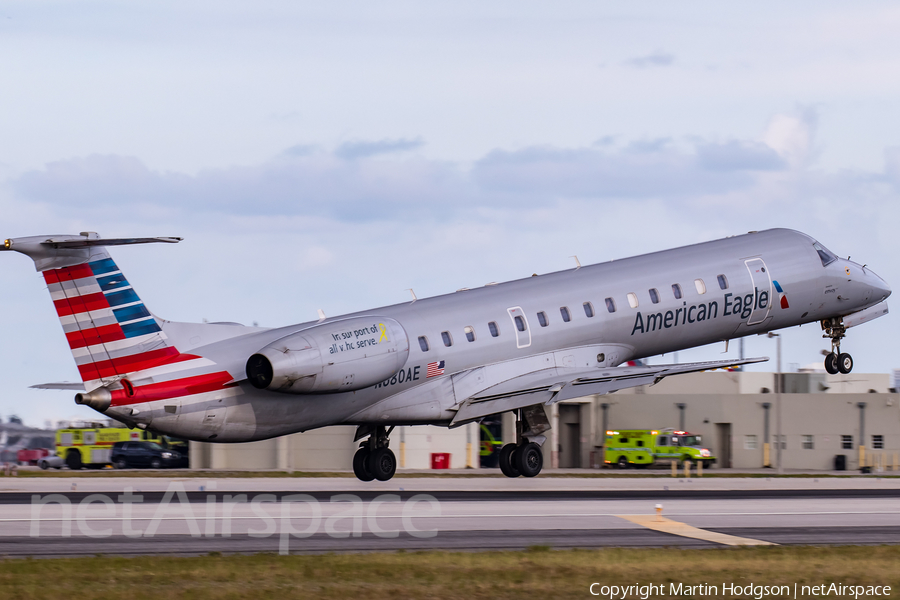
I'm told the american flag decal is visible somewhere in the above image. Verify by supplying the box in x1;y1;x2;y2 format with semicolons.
426;360;445;378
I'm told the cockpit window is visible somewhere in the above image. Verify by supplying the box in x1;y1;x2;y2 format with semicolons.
813;241;837;267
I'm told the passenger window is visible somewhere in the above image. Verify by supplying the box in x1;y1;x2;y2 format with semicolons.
464;326;475;342
488;321;499;337
537;311;548;327
717;274;728;290
627;292;638;308
605;298;616;313
441;331;453;347
583;302;594;318
672;284;683;299
514;315;527;332
694;279;706;295
649;288;660;304
418;336;429;352
560;307;571;322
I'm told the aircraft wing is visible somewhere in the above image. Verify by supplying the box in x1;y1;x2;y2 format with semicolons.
450;356;767;426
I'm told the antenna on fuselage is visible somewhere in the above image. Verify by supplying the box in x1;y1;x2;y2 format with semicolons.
570;255;581;270
317;309;326;322
406;289;417;303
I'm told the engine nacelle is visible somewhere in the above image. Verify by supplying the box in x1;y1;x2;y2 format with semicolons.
246;317;409;394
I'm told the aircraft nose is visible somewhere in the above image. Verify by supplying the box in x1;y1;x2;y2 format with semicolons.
867;268;891;301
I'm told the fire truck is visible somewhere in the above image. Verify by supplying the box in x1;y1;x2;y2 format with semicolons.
56;424;170;470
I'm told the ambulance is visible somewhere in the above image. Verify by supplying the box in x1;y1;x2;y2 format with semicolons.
604;428;715;469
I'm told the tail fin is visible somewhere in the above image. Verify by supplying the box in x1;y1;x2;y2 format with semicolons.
3;233;183;390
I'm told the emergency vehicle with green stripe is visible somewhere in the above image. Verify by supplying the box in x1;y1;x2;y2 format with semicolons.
604;428;715;468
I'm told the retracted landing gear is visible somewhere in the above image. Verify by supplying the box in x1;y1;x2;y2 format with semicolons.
499;404;550;478
822;317;853;375
352;425;396;482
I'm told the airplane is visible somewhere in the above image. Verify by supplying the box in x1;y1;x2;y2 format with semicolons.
1;229;891;480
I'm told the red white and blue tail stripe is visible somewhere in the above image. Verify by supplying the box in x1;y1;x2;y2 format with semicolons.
44;252;183;390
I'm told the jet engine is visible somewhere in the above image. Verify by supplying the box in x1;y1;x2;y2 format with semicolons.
246;317;409;394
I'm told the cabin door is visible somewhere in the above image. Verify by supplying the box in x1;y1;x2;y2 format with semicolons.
744;258;773;326
506;306;532;349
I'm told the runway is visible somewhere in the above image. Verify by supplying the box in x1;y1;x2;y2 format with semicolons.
1;476;899;557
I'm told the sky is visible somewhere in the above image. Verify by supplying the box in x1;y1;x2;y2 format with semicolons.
2;1;900;427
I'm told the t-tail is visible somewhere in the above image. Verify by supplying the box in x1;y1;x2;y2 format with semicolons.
2;233;186;401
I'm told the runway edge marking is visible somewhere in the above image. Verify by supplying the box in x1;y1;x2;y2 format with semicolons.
616;514;778;546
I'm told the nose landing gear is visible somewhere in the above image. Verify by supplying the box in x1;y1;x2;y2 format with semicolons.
352;425;396;481
822;317;853;374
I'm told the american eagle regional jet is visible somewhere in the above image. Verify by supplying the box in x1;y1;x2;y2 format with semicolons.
1;229;891;480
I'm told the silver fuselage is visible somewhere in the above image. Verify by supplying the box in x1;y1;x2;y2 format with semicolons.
126;228;889;442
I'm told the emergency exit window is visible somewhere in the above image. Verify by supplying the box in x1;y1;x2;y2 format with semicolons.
514;315;527;332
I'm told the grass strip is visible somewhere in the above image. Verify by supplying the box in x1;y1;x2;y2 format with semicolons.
1;546;898;600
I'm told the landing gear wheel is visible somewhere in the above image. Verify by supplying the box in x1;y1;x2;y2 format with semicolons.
368;448;396;481
838;353;853;374
515;442;543;478
824;352;839;375
353;448;374;482
617;456;629;469
499;443;521;478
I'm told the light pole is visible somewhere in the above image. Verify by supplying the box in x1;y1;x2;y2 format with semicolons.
767;332;783;474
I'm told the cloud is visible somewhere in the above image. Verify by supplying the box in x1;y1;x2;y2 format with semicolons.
8;114;894;228
696;141;786;172
623;50;675;68
334;137;425;160
763;107;819;169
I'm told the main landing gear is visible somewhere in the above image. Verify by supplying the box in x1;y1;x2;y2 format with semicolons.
822;317;853;375
352;425;397;482
498;404;551;478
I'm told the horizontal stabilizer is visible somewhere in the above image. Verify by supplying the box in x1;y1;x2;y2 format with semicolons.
40;236;182;249
31;382;86;391
451;356;768;427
